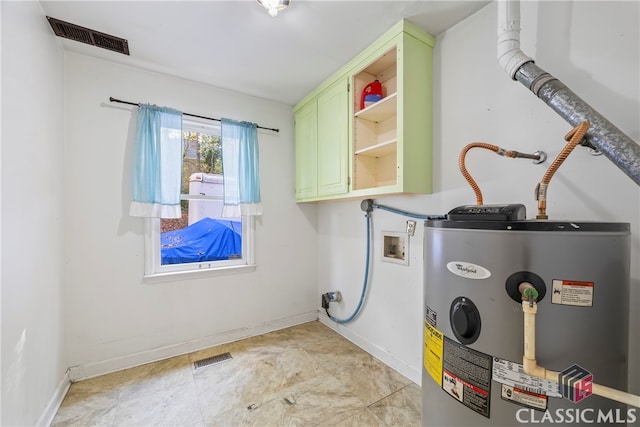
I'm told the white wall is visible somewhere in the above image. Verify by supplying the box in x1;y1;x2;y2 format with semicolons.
2;1;637;423
1;1;68;425
319;0;639;389
63;53;318;375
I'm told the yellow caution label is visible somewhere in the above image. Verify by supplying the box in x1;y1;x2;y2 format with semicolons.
424;320;444;386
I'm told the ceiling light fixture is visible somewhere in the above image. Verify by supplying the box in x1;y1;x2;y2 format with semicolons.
257;0;290;17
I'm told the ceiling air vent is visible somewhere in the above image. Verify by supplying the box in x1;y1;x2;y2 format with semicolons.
47;17;130;55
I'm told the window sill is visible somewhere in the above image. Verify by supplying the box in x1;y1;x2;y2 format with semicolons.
143;264;256;284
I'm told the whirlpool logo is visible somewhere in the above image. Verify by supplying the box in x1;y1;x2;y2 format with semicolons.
446;261;491;279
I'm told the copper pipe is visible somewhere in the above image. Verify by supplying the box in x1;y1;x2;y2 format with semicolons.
459;143;498;205
535;121;590;219
459;143;540;206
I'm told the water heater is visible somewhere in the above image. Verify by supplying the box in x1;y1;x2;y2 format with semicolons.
422;206;632;425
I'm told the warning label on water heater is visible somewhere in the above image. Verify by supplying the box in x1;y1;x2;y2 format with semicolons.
500;384;548;411
442;337;492;418
551;280;594;307
492;357;562;398
424;321;444;387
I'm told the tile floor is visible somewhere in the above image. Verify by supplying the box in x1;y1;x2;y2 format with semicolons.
51;321;422;426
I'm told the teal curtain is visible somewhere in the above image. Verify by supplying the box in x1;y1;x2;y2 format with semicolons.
221;118;263;217
130;104;183;218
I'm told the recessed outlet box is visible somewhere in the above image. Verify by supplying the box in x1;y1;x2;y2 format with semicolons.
382;231;408;265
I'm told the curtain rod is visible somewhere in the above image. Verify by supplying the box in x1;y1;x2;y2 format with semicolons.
108;97;279;133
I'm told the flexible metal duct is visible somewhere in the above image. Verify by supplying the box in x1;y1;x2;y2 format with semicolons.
497;1;640;186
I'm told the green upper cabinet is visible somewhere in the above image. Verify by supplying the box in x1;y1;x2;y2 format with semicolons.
317;77;349;197
294;20;434;202
294;99;317;200
294;77;349;201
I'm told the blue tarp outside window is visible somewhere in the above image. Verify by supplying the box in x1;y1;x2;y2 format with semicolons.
161;217;241;265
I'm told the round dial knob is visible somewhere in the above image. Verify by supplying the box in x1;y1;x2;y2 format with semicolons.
449;297;481;344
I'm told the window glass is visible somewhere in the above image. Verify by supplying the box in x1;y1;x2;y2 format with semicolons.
144;119;254;280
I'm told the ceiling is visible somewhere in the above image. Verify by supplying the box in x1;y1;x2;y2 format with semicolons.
40;1;490;105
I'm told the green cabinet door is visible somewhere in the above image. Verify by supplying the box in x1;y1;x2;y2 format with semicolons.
294;20;431;202
317;77;349;196
294;100;317;200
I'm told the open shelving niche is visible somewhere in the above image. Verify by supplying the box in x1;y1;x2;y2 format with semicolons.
352;46;398;191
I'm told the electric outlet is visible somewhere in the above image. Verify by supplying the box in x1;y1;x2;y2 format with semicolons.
321;293;330;309
407;220;416;236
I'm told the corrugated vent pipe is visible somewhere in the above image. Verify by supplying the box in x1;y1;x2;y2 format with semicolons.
497;0;640;186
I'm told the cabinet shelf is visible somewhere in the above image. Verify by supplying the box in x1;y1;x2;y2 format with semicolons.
294;19;434;202
354;92;397;123
355;138;397;157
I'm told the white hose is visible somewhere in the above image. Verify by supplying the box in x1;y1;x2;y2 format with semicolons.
497;0;533;79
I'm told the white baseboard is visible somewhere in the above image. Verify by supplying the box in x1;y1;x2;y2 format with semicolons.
43;310;419;426
69;311;318;382
318;313;421;385
37;369;71;427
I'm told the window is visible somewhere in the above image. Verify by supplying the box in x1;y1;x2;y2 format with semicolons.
144;119;255;281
